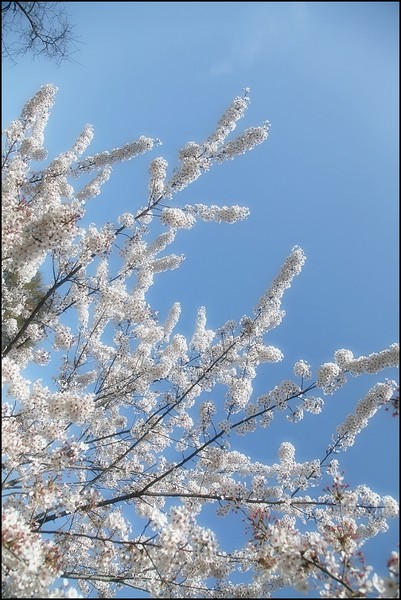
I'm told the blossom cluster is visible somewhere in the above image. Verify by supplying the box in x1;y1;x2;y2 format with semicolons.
185;203;250;224
252;245;306;336
336;379;398;449
335;343;399;375
161;92;270;198
2;506;66;598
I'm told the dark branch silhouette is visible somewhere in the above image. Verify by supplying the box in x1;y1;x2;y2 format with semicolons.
2;1;79;65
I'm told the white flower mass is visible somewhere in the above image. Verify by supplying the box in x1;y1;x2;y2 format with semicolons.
1;84;398;599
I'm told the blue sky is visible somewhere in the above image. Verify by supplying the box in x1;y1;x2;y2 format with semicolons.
2;2;399;596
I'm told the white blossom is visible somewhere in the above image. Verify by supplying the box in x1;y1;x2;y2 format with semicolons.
190;306;215;351
317;362;346;394
185;202;250;224
294;359;312;379
161;207;196;229
336;380;398;449
163;302;181;339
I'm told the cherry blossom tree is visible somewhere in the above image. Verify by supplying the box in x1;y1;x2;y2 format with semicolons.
1;84;399;598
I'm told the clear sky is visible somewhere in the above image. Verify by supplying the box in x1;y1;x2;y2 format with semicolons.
2;2;399;596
